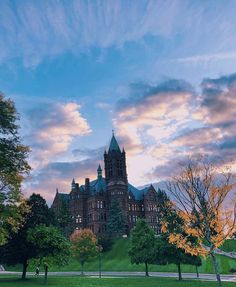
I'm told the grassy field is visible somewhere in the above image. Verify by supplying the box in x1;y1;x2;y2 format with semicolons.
220;240;236;252
5;238;236;275
0;276;235;287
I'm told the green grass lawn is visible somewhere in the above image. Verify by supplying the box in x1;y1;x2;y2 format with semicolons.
220;240;236;252
0;276;235;287
5;238;236;275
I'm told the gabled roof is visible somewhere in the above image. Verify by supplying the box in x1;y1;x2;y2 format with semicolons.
108;134;121;153
128;183;149;200
57;193;70;202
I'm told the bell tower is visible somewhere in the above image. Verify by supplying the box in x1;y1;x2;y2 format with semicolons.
104;131;127;183
104;132;128;232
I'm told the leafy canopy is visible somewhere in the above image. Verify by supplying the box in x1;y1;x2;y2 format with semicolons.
0;93;30;245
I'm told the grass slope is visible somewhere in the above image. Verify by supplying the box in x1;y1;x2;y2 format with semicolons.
5;238;236;274
0;276;235;287
220;240;236;252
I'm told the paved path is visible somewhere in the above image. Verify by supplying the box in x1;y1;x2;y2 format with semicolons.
1;271;236;282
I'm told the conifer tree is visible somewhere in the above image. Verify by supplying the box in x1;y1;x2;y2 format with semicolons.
107;200;125;235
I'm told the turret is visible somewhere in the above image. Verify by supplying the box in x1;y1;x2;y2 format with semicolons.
97;164;102;179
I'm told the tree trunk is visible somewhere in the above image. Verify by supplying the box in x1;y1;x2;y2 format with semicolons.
177;263;182;281
145;261;149;276
196;265;199;278
210;251;222;287
21;260;28;280
44;265;48;285
81;262;84;275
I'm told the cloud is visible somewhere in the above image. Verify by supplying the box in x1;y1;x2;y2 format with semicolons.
2;1;236;68
176;52;236;64
25;101;91;167
113;74;236;185
112;79;198;185
0;0;180;67
24;146;105;204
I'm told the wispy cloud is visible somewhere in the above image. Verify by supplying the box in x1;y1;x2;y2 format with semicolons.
175;52;236;64
2;1;236;68
0;0;180;67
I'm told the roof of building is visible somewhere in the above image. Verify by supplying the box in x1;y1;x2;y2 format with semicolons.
128;183;150;200
57;193;70;202
77;177;151;200
108;134;121;153
89;177;106;194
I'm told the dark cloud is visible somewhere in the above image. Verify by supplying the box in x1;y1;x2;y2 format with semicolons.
72;146;105;159
117;79;195;112
200;73;236;126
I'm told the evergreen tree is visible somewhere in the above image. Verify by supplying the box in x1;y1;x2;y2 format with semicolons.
107;200;125;235
0;93;30;245
129;219;156;276
53;199;71;236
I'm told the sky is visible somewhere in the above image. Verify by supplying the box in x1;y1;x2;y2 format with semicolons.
1;0;236;203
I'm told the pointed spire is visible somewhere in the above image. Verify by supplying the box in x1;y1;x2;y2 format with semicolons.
108;130;121;153
71;178;76;190
97;164;102;179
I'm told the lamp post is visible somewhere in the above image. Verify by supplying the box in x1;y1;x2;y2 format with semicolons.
98;245;103;278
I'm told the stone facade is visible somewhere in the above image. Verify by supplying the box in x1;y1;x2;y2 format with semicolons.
51;133;162;236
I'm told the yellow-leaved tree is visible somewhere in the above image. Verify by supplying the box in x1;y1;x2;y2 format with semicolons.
164;156;236;287
70;229;98;275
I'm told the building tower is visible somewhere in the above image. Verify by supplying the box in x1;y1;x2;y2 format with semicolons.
104;132;129;233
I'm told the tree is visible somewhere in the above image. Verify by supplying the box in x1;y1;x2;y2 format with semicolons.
70;229;98;275
53;198;71;236
0;193;55;279
107;200;125;235
128;219;156;276
156;189;173;233
27;225;71;284
0;93;30;245
97;234;113;252
165;156;236;287
155;234;201;280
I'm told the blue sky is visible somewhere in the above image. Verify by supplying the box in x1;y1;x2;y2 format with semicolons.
1;0;236;202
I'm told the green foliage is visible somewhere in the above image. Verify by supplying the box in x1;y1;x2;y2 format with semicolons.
53;199;71;236
28;224;71;283
0;194;54;279
97;234;113;252
107;200;125;235
129;219;157;275
0;93;30;245
27;224;71;264
156;234;202;266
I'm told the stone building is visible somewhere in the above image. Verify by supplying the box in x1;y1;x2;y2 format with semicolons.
51;133;161;236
